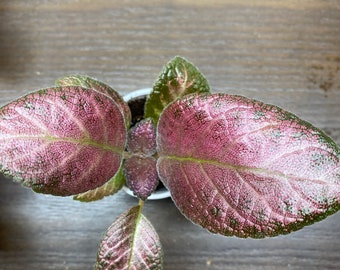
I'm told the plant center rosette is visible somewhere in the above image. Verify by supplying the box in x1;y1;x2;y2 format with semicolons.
122;88;170;200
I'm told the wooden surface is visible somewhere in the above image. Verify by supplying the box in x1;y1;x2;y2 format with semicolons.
1;1;340;269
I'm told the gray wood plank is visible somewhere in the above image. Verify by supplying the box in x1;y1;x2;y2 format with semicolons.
0;1;339;269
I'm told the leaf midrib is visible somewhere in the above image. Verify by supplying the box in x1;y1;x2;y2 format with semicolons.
161;155;328;184
127;202;144;270
1;134;123;154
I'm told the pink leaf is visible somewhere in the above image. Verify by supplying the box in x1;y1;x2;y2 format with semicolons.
73;166;125;202
127;118;156;156
96;205;163;270
124;155;159;200
157;93;340;238
0;86;126;196
56;75;131;127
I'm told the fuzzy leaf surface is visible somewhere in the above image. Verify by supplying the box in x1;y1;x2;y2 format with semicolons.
73;165;125;202
96;205;163;270
0;87;126;196
124;156;159;200
56;75;131;127
157;93;340;238
127;118;156;156
144;56;210;124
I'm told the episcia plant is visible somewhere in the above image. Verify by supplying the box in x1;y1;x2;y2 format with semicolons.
1;56;340;269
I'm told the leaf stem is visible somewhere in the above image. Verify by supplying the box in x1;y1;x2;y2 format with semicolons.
138;199;145;209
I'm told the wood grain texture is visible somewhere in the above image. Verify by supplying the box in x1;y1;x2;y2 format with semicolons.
0;1;339;269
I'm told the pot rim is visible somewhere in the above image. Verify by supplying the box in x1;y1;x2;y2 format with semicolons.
123;88;152;102
122;88;171;200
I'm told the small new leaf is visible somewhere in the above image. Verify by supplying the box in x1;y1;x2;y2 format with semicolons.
144;56;210;124
96;205;163;270
124;156;159;201
127;118;157;156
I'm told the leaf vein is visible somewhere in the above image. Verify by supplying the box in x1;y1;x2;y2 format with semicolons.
44;97;90;138
199;163;247;227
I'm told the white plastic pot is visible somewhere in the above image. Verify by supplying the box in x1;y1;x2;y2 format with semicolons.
122;88;171;200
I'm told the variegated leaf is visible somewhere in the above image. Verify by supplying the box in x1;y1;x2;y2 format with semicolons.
0;87;126;196
96;205;163;270
144;56;210;124
157;93;340;238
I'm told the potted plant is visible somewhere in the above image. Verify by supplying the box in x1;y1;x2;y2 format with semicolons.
0;56;339;269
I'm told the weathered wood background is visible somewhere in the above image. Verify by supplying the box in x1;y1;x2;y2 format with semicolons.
1;1;339;269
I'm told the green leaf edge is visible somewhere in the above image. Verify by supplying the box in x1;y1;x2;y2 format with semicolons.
73;164;126;202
